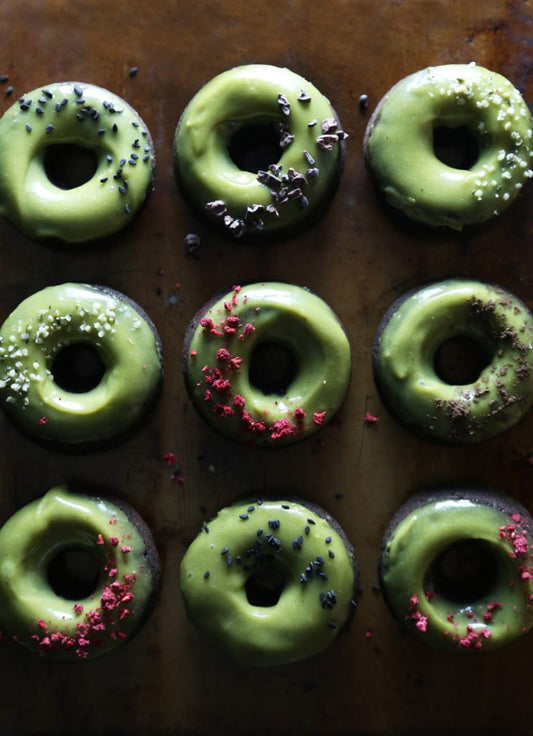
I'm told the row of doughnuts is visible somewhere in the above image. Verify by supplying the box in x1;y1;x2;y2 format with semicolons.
1;279;531;449
1;484;532;662
0;63;531;244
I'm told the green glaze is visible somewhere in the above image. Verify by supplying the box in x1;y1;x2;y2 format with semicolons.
365;63;533;229
380;493;533;651
374;279;533;444
174;64;344;238
0;283;162;447
0;486;158;660
0;82;154;243
180;499;357;666
184;282;351;446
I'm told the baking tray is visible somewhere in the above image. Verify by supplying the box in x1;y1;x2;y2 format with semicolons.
0;1;532;734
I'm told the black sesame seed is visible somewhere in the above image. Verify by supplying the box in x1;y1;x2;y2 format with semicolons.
25;123;32;133
45;124;53;133
281;504;290;509
100;177;108;183
42;89;53;99
0;74;9;83
132;139;140;148
226;555;233;566
307;519;316;525
124;204;131;214
239;513;249;520
220;547;229;555
143;154;150;162
119;185;126;195
327;621;337;629
247;505;255;513
97;128;106;135
203;570;210;579
106;154;113;163
268;520;280;530
132;121;140;127
358;93;368;112
38;96;48;105
129;66;138;78
5;86;13;97
20;102;31;111
328;550;335;559
128;159;137;166
130;152;139;160
256;529;263;536
305;526;310;535
73;84;83;97
325;536;332;544
120;158;126;166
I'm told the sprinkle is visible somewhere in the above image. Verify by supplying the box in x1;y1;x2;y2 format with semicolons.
277;93;290;116
39;416;48;425
364;411;379;424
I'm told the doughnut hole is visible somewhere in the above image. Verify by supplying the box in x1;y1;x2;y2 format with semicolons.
433;336;491;385
249;341;299;396
51;342;106;393
43;143;98;190
428;539;498;604
228;122;282;173
47;545;101;600
245;557;286;607
433;124;479;170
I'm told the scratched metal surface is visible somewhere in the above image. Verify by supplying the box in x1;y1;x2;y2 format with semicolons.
0;1;532;734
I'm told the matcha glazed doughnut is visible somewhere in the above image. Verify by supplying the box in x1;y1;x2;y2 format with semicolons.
364;63;533;229
180;497;359;666
183;283;352;446
372;279;533;444
379;488;533;652
0;485;161;661
0;82;155;243
174;64;346;239
0;283;163;450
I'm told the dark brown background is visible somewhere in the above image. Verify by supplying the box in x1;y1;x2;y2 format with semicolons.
0;1;532;734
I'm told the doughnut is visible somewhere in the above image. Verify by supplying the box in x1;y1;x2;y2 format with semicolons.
0;82;155;243
0;283;163;450
180;497;359;666
372;279;533;444
0;485;161;660
379;488;533;651
183;283;351;446
364;63;533;229
174;64;346;239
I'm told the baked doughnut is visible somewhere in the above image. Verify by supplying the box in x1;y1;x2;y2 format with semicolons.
0;283;163;450
372;279;532;444
0;82;154;243
0;485;160;660
180;497;359;666
174;64;346;239
379;488;533;651
364;63;533;229
183;283;351;446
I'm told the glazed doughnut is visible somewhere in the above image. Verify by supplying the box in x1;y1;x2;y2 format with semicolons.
180;497;359;666
174;64;346;239
0;82;155;243
372;279;533;444
364;63;533;229
0;485;161;660
183;283;351;446
0;283;163;450
379;488;533;651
